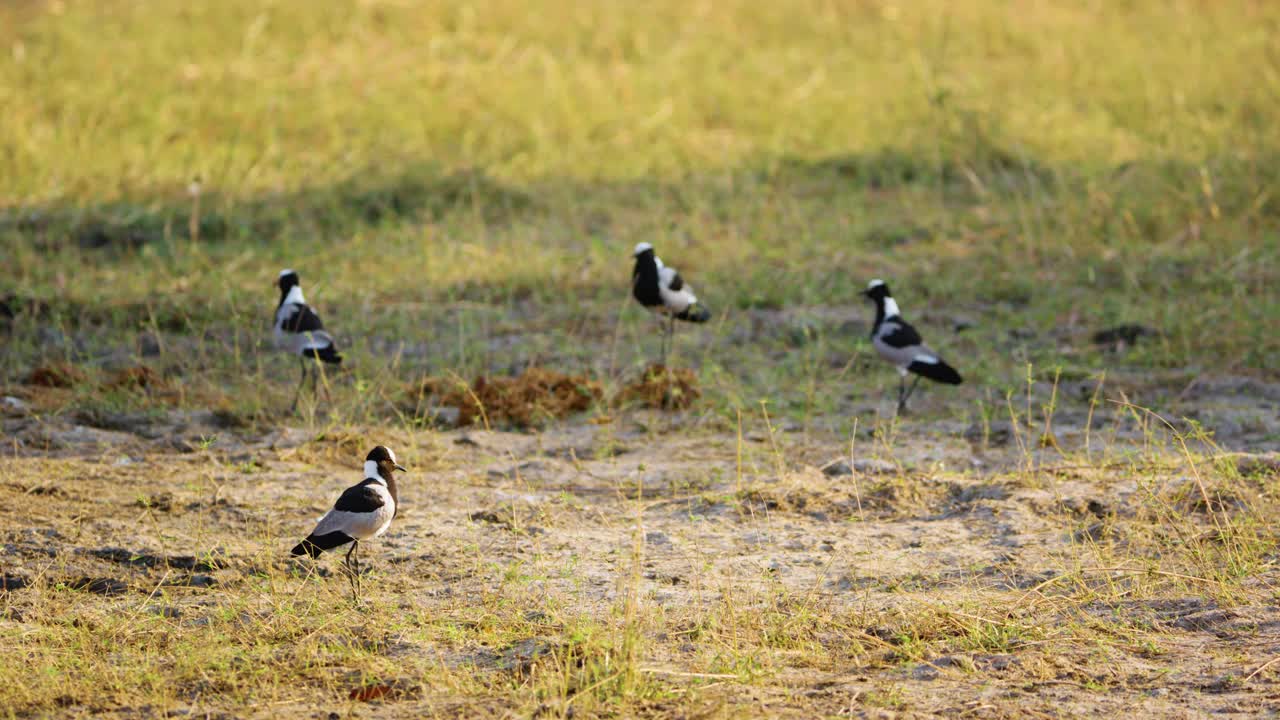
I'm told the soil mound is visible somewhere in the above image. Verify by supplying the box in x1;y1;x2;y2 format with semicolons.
615;364;700;410
27;363;87;388
412;367;602;428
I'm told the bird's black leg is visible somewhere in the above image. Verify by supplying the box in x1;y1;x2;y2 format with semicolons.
344;541;360;601
666;313;676;367
290;357;307;413
897;375;922;415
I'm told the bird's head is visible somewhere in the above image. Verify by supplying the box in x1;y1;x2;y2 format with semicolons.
278;269;300;293
633;242;654;258
864;279;891;302
365;445;407;480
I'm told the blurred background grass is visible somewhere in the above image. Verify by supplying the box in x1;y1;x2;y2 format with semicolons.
1;0;1277;406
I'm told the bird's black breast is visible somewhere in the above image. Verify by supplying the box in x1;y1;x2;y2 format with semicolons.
282;304;325;333
632;257;662;307
333;480;386;513
877;320;923;348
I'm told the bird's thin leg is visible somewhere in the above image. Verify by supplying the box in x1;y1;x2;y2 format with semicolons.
666;313;676;368
353;542;362;598
290;357;307;413
897;375;922;416
655;316;665;368
310;357;319;398
901;376;921;404
344;541;360;601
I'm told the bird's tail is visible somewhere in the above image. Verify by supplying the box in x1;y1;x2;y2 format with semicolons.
908;358;962;385
303;344;343;365
675;303;711;323
291;531;354;558
291;537;323;558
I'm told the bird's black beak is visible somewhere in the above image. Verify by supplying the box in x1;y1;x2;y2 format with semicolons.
394;463;407;472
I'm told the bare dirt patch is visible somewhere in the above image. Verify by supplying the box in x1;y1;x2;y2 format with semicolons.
2;402;1278;717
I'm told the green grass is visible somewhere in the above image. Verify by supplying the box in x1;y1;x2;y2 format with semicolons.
2;0;1277;399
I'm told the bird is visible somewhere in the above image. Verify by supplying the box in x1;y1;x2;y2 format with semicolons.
274;269;342;412
863;279;962;414
291;445;406;600
631;242;711;366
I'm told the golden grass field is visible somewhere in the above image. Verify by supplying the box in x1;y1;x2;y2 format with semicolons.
1;1;1279;717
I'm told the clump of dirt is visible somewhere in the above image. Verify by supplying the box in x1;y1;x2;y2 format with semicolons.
411;368;602;428
740;469;950;521
27;363;87;388
739;485;851;520
104;365;165;391
615;364;700;410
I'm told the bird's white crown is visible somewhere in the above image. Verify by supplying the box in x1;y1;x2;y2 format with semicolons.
867;279;886;290
279;268;295;278
634;242;653;256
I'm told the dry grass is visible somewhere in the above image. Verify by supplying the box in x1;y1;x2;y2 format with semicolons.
0;413;1277;717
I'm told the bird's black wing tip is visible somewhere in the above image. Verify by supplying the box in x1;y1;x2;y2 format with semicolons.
908;359;963;385
676;306;711;323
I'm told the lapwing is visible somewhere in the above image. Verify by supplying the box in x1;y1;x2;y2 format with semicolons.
631;242;711;365
274;269;342;412
863;279;962;414
291;445;406;600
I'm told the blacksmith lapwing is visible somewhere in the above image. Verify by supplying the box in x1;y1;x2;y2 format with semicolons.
291;445;406;600
632;242;711;365
864;279;962;414
274;269;342;412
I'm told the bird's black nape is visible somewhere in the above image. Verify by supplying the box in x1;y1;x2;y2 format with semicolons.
366;445;407;473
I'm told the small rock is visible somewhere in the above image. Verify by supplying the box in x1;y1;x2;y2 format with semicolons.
911;663;941;681
65;577;129;595
644;531;671;546
1073;522;1108;542
487;462;545;480
852;458;896;474
423;406;461;427
974;654;1017;672
786;318;822;347
964;420;1013;447
1092;323;1157;350
1;396;27;412
1236;454;1280;478
138;332;162;357
0;574;30;592
822;460;852;477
